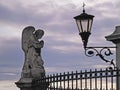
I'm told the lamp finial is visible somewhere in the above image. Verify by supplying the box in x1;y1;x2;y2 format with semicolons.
83;3;85;13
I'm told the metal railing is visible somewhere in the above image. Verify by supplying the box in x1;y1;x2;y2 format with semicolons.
34;69;120;90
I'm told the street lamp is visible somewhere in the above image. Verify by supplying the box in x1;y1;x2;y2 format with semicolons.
74;5;94;48
74;4;116;69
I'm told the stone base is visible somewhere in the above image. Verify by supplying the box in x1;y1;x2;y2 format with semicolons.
15;78;49;90
15;78;33;90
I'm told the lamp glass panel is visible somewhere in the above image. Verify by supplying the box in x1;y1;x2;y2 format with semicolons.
81;19;88;32
76;19;83;33
88;19;93;32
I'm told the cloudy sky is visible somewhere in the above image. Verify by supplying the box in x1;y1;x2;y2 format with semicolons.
0;0;120;90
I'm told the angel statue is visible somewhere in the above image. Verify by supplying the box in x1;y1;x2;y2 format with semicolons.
20;26;45;80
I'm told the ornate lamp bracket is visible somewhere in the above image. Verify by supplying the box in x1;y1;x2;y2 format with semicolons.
85;46;116;69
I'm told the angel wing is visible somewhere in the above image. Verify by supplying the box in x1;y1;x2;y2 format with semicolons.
22;26;35;53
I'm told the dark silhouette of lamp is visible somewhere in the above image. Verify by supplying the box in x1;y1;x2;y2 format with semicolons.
74;4;94;49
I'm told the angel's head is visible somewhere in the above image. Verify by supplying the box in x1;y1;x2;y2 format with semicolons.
34;29;44;40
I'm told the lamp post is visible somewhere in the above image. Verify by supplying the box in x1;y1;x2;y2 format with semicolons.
74;4;94;49
74;4;116;69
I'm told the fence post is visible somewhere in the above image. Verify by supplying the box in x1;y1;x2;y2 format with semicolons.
105;26;120;90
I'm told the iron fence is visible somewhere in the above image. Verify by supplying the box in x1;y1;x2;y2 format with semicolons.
34;69;120;90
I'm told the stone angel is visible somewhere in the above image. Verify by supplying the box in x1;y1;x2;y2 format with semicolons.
20;26;45;80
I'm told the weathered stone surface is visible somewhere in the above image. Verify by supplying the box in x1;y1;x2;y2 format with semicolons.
15;26;46;90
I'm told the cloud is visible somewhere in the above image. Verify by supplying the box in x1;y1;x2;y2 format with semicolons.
0;66;21;80
0;38;22;80
0;0;119;83
0;80;19;90
0;2;118;90
2;73;16;76
0;1;54;27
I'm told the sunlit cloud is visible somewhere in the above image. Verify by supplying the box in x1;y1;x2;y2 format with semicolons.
0;80;19;90
2;73;16;76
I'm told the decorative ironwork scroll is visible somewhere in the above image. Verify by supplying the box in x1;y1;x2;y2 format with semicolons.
85;47;116;69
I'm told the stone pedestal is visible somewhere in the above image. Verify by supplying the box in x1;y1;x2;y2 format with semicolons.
15;78;35;90
15;79;33;90
105;26;120;90
15;78;48;90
